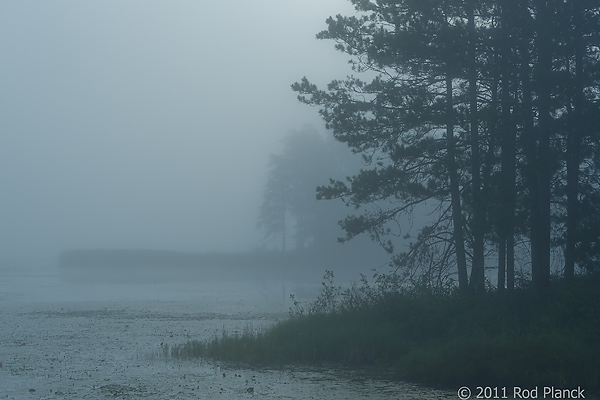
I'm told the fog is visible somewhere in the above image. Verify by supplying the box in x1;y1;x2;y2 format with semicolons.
0;1;356;264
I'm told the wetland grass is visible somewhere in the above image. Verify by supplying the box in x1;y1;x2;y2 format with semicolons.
169;272;600;390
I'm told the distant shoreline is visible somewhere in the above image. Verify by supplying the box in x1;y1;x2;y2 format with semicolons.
56;247;390;284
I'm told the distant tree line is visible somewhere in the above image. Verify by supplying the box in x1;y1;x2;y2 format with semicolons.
58;249;203;268
289;0;600;295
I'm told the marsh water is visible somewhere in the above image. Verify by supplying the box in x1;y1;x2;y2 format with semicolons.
0;262;456;399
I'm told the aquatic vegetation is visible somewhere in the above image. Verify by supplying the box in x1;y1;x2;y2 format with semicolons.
171;272;600;390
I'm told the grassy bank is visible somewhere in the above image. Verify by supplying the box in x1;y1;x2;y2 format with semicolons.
169;272;600;390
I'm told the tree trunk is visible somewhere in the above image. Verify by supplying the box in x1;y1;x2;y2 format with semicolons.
565;0;583;280
498;240;506;290
532;0;553;295
466;2;485;292
499;1;518;291
446;75;469;291
519;1;544;295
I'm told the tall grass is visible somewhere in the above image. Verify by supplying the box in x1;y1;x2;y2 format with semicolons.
168;271;600;389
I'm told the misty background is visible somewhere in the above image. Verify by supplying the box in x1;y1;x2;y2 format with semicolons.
0;1;361;266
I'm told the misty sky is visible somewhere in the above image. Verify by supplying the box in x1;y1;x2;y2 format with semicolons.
0;1;355;262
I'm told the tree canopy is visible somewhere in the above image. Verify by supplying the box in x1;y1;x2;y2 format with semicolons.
292;0;600;294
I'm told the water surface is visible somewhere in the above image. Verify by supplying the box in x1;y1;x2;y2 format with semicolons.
0;263;456;399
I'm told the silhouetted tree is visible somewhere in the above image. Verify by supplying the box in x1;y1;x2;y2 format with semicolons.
294;1;496;291
293;0;600;294
557;0;600;280
258;126;356;251
257;153;289;251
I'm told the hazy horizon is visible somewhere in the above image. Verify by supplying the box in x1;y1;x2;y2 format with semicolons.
0;1;356;264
